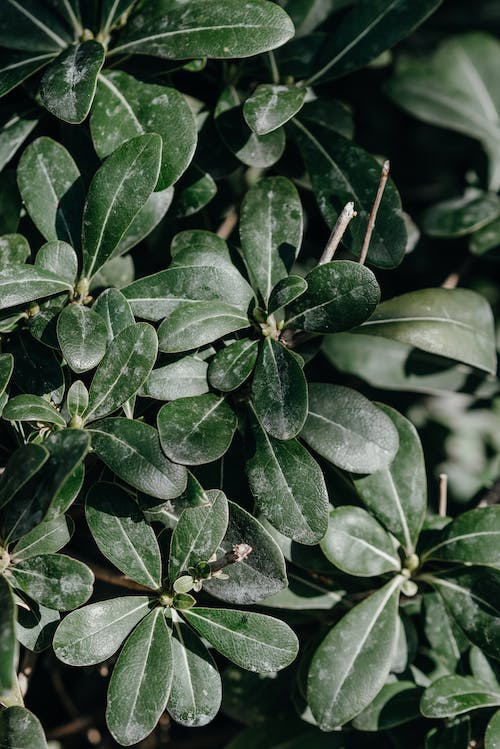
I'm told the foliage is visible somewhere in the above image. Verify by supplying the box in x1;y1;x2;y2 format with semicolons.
0;1;500;748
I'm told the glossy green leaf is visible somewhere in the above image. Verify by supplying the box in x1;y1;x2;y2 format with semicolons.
353;404;426;553
208;339;258;392
0;577;16;693
66;380;88;419
113;0;294;59
17;136;84;247
470;647;500;690
240;176;303;302
301;383;399;473
12;515;72;561
321;506;401;576
90;254;134;291
423;507;500;567
56;304;108;374
0;0;71;51
90;418;186;500
423;189;500;238
268;276;307;315
54;596;152;666
0;265;72;311
424;593;468;671
352;681;423;731
252;338;308;440
40;40;105;123
0;234;30;266
168;615;222;726
293;120;407;269
158;301;249;354
359;288;497;375
2;394;65;426
172;167;217;218
204;499;288;605
16;598;60;653
0;707;48;749
86;482;162;589
82;133;162;278
116;186;173;255
35;240;78;284
387;33;500;190
308;576;402;729
246;409;328;544
9;554;93;610
142;357;209;401
0;443;48;511
300;97;354;139
262;571;344;610
93;287;134;341
84;323;158;423
183;607;298;672
170;229;233;269
0;353;13;396
285;260;380;333
123;263;253;321
100;0;135;33
421;675;500;718
486;710;500;749
0;50;57;97
169;489;228;581
306;0;443;84
244;84;306;135
215;87;285;168
91;70;197;190
158;393;237;465
106;609;172;746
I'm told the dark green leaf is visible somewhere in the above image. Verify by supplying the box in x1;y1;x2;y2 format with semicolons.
86;482;162;589
158;301;249;354
93;287;134;340
301;383;399;473
0;577;16;693
142;357;209;401
285;260;380;333
82;133;162;278
0;50;57;97
46;462;84;519
0;234;30;266
0;707;47;749
183;607;298;672
100;0;135;33
0;0;71;51
252;338;308;440
321;506;401;576
208;339;258;392
244;84;306;135
300;97;354;139
352;681;423;731
10;332;64;403
470;647;500;690
172;167;217;218
470;216;500;256
66;380;88;420
262;571;344;610
54;596;152;665
35;240;78;284
116;186;173;255
170;229;233;269
9;554;93;610
16;598;60;652
422;506;500;568
56;304;108;373
12;515;72;561
0;443;49;511
308;576;402;729
0;353;13;396
158;393;237;465
84;323;158;423
424;593;468;671
486;710;500;749
423;190;500;238
268;276;308;315
0;265;72;311
293;120;407;269
421;675;500;718
91;70;197;190
40;40;105;123
17;136;84;247
106;609;172;746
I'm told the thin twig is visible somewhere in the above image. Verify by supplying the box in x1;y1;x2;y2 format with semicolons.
439;473;448;517
441;257;474;289
319;201;357;265
69;553;151;592
217;209;238;240
209;544;252;574
359;160;390;265
47;715;98;741
267;51;280;84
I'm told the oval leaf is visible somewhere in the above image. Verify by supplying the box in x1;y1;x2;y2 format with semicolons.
244;84;306;135
2;394;66;427
208;339;259;392
421;675;500;718
0;707;48;749
0;265;72;311
57;304;108;373
8;554;93;610
423;506;500;568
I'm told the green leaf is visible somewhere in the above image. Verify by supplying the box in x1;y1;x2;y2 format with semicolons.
423;189;500;238
240;176;302;302
424;593;468;671
387;33;500;190
100;0;135;33
470;647;500;690
16;599;60;652
84;323;158;423
9;554;93;610
300;97;354;139
301;383;399;473
0;0;71;51
91;70;197;190
46;462;84;519
54;596;152;666
352;681;423;731
0;50;57;97
158;301;249;354
215;87;285;168
359;288;497;375
262;571;344;610
321;506;401;576
93;287;134;341
208;339;259;392
0;105;39;173
421;675;500;718
17;136;84;247
10;332;64;403
106;609;172;746
168;615;222;726
12;515;72;561
244;84;306;135
40;40;105;123
170;229;233;269
82;133;162;279
0;265;72;311
158;393;237;465
353;404;426;553
183;607;298;672
90;418;186;500
171;167;217;218
141;357;209;401
0;577;16;693
113;0;294;59
292;120;407;269
252;338;308;440
285;260;380;333
422;507;500;568
86;482;162;589
0;707;48;749
246;409;329;545
56;304;108;374
2;394;65;427
123;263;253;321
0;234;30;266
204;499;288;605
169;490;228;581
0;353;13;396
470;216;500;256
486;710;500;749
426;718;471;749
35;240;78;284
308;576;402;729
268;276;308;315
116;186;173;255
0;443;48;510
66;380;88;420
428;567;500;660
306;0;443;84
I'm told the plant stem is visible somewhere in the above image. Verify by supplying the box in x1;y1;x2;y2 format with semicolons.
319;201;357;264
209;544;252;574
359;160;390;265
439;472;448;517
217;208;238;240
268;51;280;84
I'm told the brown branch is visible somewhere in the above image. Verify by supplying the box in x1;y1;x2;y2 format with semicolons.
217;208;238;240
359;159;390;265
319;201;357;265
69;553;151;592
439;473;448;517
209;543;252;574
